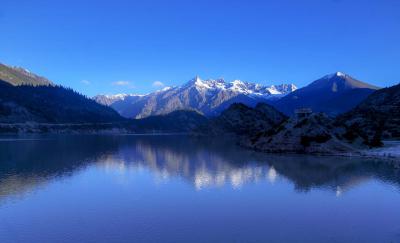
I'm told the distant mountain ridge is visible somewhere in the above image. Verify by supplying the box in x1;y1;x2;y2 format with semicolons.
93;93;145;106
0;63;53;86
94;76;297;118
271;72;380;116
96;72;380;118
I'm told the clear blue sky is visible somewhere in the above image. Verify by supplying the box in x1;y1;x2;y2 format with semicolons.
0;0;399;96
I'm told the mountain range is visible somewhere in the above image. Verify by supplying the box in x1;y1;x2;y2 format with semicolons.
95;72;380;118
94;76;297;118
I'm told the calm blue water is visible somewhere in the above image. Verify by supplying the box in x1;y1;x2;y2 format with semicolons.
0;135;399;243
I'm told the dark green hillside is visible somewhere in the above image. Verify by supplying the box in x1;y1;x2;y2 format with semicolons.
0;80;124;124
133;110;208;132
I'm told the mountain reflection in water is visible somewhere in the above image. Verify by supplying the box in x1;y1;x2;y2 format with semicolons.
0;135;399;201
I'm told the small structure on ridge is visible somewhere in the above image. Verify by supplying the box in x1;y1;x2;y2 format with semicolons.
295;108;312;119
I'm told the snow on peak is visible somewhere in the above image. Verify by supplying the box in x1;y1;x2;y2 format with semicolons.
183;76;296;98
266;85;283;95
186;76;209;89
97;76;297;105
102;93;144;99
155;86;173;93
107;93;127;99
161;86;172;91
230;80;247;91
190;77;228;90
195;79;212;89
273;83;298;92
336;71;346;77
324;72;348;79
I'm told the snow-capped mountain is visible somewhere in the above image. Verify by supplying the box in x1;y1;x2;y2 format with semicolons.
94;76;297;119
181;76;296;98
94;93;142;106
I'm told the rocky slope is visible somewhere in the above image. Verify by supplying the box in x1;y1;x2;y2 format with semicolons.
0;63;53;86
198;102;287;140
337;83;400;140
94;76;296;118
133;110;208;132
201;102;368;155
246;113;366;154
272;72;379;116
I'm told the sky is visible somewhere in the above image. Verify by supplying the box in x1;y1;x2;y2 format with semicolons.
0;0;399;96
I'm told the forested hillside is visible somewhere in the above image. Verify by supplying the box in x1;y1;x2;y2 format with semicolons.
0;80;123;124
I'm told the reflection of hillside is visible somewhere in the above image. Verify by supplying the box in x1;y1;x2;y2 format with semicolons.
97;136;400;192
0;136;122;200
99;137;276;189
265;155;400;193
0;135;399;201
0;175;47;201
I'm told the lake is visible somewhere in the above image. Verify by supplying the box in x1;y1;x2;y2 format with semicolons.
0;135;399;243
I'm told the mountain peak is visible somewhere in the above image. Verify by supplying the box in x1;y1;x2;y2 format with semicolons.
323;71;348;79
185;75;206;87
311;72;379;91
275;72;380;116
335;71;346;77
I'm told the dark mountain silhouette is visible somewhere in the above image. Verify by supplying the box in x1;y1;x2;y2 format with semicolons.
248;113;367;154
272;72;379;116
200;102;287;138
133;110;208;132
201;102;369;154
337;83;400;141
0;80;123;124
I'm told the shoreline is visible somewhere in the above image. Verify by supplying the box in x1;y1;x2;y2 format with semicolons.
1;130;399;164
